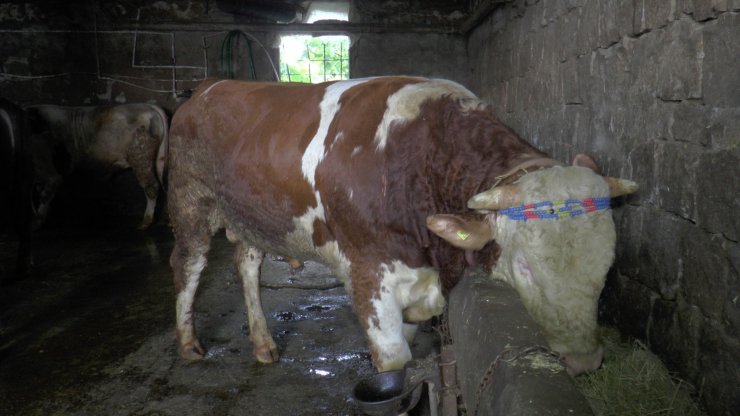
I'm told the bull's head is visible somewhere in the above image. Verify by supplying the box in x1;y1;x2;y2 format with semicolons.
426;155;637;375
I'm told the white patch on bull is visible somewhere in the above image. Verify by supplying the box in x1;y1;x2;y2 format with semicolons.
330;131;345;152
373;79;480;151
284;191;352;287
176;253;207;345
316;240;352;287
351;146;363;157
201;79;229;97
302;79;372;188
286;190;327;257
366;261;445;370
0;109;13;150
490;166;616;356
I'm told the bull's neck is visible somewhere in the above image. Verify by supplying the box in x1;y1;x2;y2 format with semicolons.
491;156;564;187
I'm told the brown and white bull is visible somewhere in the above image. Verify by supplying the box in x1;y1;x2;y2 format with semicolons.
164;77;637;375
26;103;168;229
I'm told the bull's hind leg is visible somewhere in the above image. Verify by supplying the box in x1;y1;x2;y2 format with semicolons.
127;125;160;229
234;242;279;363
170;235;211;360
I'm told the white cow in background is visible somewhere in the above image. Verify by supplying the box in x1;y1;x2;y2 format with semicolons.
26;103;168;229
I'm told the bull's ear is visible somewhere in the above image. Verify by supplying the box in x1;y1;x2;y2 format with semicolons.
572;153;602;174
426;214;492;250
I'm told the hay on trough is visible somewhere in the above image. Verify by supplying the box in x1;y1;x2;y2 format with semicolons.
574;328;706;416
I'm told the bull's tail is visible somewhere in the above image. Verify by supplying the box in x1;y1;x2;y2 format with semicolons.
151;105;169;189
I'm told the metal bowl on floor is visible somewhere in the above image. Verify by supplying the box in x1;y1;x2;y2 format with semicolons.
352;369;424;416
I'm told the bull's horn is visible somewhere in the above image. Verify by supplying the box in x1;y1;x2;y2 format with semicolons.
605;177;639;197
467;185;522;210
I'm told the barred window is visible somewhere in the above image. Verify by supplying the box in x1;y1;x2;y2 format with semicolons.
279;35;349;83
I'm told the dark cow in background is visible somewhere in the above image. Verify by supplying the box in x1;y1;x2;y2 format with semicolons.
0;98;34;282
26;103;168;229
164;77;637;375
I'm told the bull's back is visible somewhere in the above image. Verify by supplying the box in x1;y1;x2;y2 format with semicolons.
169;80;333;253
167;77;448;257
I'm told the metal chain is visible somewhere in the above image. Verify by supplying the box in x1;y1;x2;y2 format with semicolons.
433;305;454;346
471;345;562;416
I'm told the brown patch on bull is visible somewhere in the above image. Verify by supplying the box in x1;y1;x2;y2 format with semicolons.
176;79;328;245
311;218;332;248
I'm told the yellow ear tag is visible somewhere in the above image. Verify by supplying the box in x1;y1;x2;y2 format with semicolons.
456;230;471;241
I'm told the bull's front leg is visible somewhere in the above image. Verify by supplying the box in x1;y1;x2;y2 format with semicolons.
352;270;412;371
353;263;446;371
234;243;279;364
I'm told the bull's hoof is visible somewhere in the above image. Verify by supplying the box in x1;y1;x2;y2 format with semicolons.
179;341;205;361
254;342;280;364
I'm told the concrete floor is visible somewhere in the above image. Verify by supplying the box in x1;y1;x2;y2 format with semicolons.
0;218;439;416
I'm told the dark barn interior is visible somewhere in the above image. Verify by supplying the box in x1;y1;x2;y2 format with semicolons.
0;1;738;415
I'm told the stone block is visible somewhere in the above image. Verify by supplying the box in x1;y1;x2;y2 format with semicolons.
703;12;740;107
696;321;740;416
603;0;635;44
627;18;703;102
574;0;631;49
633;0;681;33
724;243;740;338
668;101;710;146
624;141;657;205
648;299;701;379
562;104;590;152
684;0;729;20
599;272;655;340
653;141;700;222
680;230;734;321
657;17;704;101
618;208;690;300
576;1;598;52
695;148;740;241
708;107;740;149
556;7;581;61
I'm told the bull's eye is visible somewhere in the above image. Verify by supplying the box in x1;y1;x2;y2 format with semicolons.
549;208;555;214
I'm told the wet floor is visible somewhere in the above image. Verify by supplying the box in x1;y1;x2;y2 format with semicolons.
0;219;439;416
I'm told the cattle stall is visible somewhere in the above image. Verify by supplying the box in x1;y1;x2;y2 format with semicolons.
1;2;737;416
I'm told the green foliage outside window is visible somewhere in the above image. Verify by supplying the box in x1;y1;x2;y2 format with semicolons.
280;36;349;83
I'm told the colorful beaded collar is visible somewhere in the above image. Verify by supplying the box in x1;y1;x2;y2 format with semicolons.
498;197;611;221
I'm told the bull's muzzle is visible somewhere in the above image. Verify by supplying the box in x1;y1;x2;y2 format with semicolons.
562;346;604;376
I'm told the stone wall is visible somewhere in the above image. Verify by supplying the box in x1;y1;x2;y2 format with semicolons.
0;1;285;111
467;1;739;415
349;32;469;84
0;1;471;112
